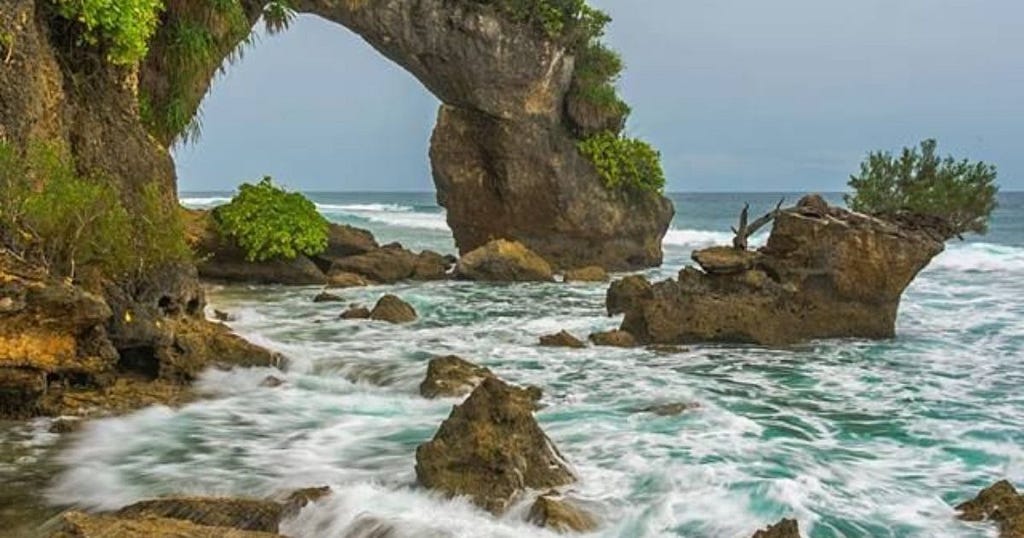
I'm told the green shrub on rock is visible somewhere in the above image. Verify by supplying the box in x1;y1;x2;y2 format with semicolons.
0;141;192;279
845;139;999;237
577;132;665;194
51;0;165;65
215;177;328;262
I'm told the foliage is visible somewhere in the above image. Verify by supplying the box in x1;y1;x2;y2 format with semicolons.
0;141;192;279
215;177;328;262
845;139;999;237
578;132;665;194
51;0;165;65
568;41;630;127
474;0;609;44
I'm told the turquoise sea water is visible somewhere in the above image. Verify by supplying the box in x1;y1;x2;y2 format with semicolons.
5;192;1024;537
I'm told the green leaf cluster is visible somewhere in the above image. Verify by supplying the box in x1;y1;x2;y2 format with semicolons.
0;141;192;279
51;0;165;65
474;0;608;42
577;132;665;194
215;177;328;262
845;139;999;237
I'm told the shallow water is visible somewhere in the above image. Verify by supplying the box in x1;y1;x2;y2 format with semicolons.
5;193;1023;537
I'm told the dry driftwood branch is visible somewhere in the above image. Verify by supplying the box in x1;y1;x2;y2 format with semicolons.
731;198;784;250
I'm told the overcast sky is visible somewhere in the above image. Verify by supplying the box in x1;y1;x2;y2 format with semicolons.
174;0;1023;193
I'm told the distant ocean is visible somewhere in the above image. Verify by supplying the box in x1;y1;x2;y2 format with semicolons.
9;192;1024;537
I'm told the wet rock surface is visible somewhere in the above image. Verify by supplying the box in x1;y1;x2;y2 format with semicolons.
614;196;947;346
455;239;554;282
114;497;283;532
369;295;418;324
527;493;598;533
750;518;802;538
340;306;372;320
589;330;638;348
633;402;700;416
415;377;575;514
563;266;609;282
419;356;496;399
539;330;586;349
51;511;282;538
326;271;372;289
957;480;1024;538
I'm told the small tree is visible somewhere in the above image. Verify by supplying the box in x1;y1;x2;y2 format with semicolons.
215;176;328;262
845;139;998;237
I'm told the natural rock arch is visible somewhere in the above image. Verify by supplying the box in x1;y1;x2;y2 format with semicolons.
142;0;675;270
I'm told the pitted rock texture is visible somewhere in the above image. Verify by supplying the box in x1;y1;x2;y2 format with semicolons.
415;377;575;514
614;196;945;346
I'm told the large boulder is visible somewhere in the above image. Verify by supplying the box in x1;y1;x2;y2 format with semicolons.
369;295;418;324
415;377;575;514
617;196;946;346
956;480;1024;538
455;239;554;282
318;223;379;260
330;245;450;284
539;330;586;349
527;493;598;533
419;356;496;399
750;518;802;538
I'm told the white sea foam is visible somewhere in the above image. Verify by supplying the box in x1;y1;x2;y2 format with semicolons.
315;202;450;231
180;196;231;208
928;242;1024;273
316;203;414;213
662;228;768;249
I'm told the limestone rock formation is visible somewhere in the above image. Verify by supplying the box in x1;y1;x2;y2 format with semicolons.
614;196;946;346
51;511;281;538
606;275;653;316
589;330;637;348
750;518;802;538
956;480;1024;538
115;497;284;532
419;356;496;399
539;330;586;349
527;493;598;533
455;239;554;282
415;377;575;514
369;295;418;324
564;266;610;282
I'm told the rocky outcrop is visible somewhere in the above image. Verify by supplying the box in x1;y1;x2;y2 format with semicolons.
614;196;946;346
50;488;333;538
455;239;554;282
539;330;586;349
750;518;802;538
185;210;451;286
415;377;574;514
340;306;371;320
956;480;1024;538
0;252;281;418
419;356;496;399
369;295;418;324
51;511;281;538
115;497;283;532
527;493;598;533
563;266;609;282
589;330;637;348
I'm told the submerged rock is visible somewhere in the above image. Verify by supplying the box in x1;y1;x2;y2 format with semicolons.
588;330;637;348
615;196;946;346
455;239;554;282
419;356;495;399
956;480;1024;537
260;376;285;388
369;295;418;324
279;486;333;519
415;377;575;514
633;402;700;416
527;493;598;533
539;330;586;349
313;292;345;303
563;266;609;283
340;306;372;320
750;518;802;538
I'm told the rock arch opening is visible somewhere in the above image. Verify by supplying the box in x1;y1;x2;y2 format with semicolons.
145;0;673;270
